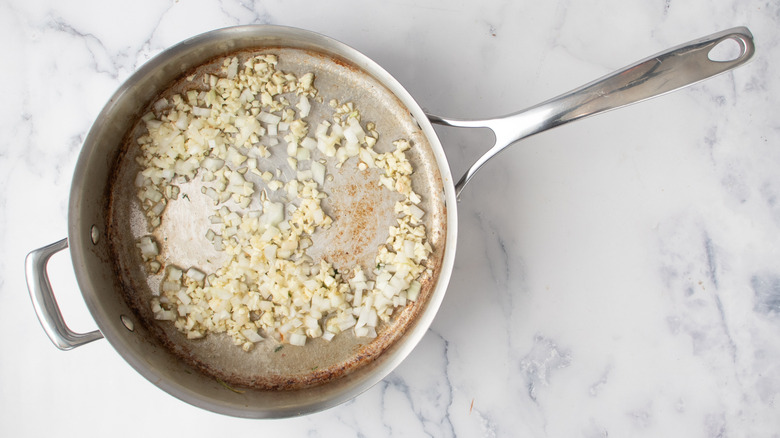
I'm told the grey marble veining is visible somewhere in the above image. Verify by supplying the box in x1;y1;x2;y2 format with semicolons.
2;0;779;436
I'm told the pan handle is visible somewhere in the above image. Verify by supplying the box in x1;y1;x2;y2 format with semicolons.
428;26;755;198
25;238;103;350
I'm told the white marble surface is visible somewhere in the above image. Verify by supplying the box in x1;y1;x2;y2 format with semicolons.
1;0;779;436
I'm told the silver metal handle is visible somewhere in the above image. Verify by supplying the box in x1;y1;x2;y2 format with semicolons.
25;238;103;350
429;27;755;197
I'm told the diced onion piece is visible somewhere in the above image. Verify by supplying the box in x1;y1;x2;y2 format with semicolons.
258;111;281;124
260;201;284;226
201;157;225;172
296;147;311;162
289;333;306;346
192;107;211;117
338;314;356;331
296;96;311;118
137;236;158;261
287;141;298;157
226;57;239;79
407;281;421;301
186;267;206;283
153;98;168;112
301;136;317;151
241;328;263;343
311;161;326;186
226;147;247;166
410;204;425;221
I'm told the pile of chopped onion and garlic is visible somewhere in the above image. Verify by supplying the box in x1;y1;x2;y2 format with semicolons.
134;54;431;351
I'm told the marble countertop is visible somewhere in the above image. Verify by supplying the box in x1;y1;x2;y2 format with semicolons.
2;0;778;436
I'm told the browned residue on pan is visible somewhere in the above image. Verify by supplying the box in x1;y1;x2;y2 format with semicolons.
319;166;394;272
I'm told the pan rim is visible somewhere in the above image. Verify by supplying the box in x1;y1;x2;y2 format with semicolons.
68;24;458;417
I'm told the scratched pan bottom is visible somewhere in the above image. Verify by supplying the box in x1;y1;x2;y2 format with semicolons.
107;46;447;390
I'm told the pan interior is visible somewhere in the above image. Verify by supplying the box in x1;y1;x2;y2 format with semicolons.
107;46;447;390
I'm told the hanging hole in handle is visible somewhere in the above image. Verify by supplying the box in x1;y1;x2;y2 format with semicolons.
708;37;745;62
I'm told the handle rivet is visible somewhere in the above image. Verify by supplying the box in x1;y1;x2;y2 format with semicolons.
90;225;100;245
120;314;135;332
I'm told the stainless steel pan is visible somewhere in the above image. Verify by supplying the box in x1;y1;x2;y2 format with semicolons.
25;25;754;418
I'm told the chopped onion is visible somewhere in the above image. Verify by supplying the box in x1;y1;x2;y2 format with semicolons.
410;204;425;221
407;281;421;301
186;267;206;283
301;136;317;151
241;328;263;343
311;161;326;186
226;57;239;79
192;107;212;118
260;201;284;226
338;315;356;331
201;157;225;172
289;333;306;346
258;111;281;125
137;236;158;261
134;51;431;351
296;96;311;118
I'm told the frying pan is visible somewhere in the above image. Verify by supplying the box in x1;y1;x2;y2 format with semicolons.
25;25;754;417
